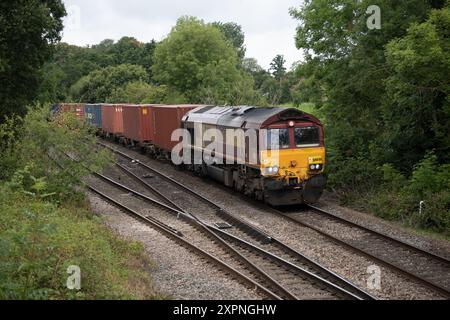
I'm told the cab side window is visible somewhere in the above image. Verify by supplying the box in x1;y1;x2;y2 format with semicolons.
267;129;290;150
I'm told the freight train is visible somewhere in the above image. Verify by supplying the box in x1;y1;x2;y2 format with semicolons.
55;103;326;205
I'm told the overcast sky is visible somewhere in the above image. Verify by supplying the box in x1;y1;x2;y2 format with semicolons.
61;0;304;70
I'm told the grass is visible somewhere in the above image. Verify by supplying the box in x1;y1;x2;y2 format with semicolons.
0;185;161;300
0;106;164;300
338;189;450;242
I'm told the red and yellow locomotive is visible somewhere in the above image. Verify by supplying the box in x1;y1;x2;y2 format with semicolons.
55;103;326;205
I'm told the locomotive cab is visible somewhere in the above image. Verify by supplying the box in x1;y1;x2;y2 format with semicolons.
182;106;327;206
260;120;326;205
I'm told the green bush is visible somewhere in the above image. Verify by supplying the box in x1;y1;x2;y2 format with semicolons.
0;105;112;204
325;153;382;197
0;186;156;299
364;154;450;235
0;116;22;181
0;105;159;299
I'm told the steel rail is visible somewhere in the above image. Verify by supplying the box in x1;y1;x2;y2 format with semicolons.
90;172;299;300
271;207;450;299
60;147;297;299
98;141;273;243
97;140;375;300
306;204;450;264
48;150;282;299
206;224;367;300
88;185;282;300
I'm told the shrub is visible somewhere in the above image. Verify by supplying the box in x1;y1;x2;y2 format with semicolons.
364;154;450;235
325;153;382;198
0;186;156;299
0;105;159;299
1;105;112;204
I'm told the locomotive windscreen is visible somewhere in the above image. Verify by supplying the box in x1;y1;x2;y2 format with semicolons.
294;127;320;147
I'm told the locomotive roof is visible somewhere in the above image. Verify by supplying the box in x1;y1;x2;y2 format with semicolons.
183;106;321;129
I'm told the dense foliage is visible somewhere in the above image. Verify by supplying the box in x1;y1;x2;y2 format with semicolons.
0;106;159;299
70;64;148;103
34;17;293;106
212;21;246;60
1;1;448;236
0;0;66;120
152;17;260;105
37;38;157;103
290;1;450;234
0;186;157;299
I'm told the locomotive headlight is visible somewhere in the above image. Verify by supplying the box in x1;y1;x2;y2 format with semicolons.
309;164;323;171
264;166;279;176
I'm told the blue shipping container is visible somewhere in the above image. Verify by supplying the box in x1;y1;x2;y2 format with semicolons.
50;103;61;115
85;104;102;128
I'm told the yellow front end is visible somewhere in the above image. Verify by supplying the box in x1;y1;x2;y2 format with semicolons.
258;147;326;205
260;147;326;183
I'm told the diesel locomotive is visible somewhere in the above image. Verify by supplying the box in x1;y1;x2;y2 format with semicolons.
181;106;326;206
56;103;326;205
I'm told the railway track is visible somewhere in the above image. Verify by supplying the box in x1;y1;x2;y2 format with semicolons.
88;182;281;300
53;148;287;299
96;140;375;300
89;167;363;300
270;205;450;299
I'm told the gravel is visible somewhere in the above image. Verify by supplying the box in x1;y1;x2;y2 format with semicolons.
98;140;449;300
87;190;262;300
317;192;450;259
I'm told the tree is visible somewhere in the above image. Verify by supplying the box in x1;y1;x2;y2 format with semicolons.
108;81;173;104
0;0;66;120
212;22;246;60
152;16;257;105
141;40;157;81
290;0;437;181
260;55;291;105
107;37;157;80
38;38;158;103
37;43;107;103
269;55;286;81
261;77;282;105
383;6;450;170
70;64;148;103
242;57;271;89
36;63;66;103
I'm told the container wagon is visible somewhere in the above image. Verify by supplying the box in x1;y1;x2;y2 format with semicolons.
101;104;124;137
59;103;85;121
150;105;207;158
85;104;102;129
121;104;160;146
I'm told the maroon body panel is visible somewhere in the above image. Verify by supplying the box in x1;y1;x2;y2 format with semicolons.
60;103;85;121
152;105;202;151
122;104;159;143
101;104;124;135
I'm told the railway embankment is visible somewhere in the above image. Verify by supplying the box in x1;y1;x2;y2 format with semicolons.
0;106;160;299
